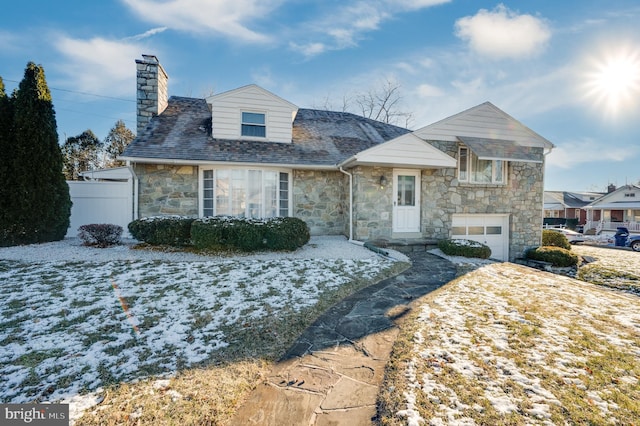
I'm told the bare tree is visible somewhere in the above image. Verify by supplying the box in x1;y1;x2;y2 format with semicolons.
315;78;413;127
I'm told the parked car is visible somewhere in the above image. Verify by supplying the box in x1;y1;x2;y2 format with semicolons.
547;228;585;244
626;234;640;252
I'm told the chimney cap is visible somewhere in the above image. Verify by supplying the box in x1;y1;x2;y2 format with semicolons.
136;54;160;64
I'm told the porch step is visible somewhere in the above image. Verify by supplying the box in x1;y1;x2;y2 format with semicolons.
368;238;439;254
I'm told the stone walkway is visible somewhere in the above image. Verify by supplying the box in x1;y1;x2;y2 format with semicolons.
229;251;456;425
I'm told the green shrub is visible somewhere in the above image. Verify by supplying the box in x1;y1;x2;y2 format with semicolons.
78;224;122;247
264;217;311;251
191;217;262;251
191;216;310;252
542;229;571;250
128;216;195;246
525;246;578;267
438;239;492;259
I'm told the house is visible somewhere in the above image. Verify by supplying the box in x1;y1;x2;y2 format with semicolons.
584;184;640;233
120;55;554;261
543;190;604;227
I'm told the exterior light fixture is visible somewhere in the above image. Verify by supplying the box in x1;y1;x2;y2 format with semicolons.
379;175;387;189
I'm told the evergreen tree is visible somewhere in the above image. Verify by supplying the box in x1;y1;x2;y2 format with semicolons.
0;77;16;242
103;119;135;167
1;62;71;245
62;129;103;180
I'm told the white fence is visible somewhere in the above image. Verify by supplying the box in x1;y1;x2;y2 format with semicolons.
67;181;133;238
584;220;640;233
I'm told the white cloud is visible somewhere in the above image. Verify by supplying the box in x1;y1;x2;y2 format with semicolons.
53;35;148;96
289;42;327;58
417;83;445;97
388;0;451;10
546;138;635;169
288;0;449;58
454;4;551;59
124;27;168;42
121;0;281;43
0;30;22;54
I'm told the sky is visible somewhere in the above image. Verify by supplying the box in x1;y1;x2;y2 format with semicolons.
1;0;639;192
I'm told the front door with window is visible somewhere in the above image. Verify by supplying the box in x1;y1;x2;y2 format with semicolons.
393;169;421;233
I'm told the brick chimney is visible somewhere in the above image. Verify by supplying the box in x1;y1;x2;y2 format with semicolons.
136;54;169;134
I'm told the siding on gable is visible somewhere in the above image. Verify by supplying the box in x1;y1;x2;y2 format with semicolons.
210;86;295;143
414;103;552;148
353;134;456;168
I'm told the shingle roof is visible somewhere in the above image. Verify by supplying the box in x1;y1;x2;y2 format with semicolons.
121;96;410;166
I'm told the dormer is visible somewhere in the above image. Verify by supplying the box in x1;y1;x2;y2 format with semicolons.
206;84;298;143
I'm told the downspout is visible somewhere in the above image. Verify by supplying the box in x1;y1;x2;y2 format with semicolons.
126;162;139;220
338;167;355;242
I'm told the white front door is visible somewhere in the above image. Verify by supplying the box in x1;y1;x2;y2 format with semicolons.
393;169;421;233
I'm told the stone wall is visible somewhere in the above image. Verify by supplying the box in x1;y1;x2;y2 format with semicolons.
292;170;346;236
351;166;393;240
345;141;545;260
421;141;545;260
136;55;169;134
134;164;198;218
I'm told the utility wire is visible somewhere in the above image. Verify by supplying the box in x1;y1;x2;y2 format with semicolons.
2;78;135;103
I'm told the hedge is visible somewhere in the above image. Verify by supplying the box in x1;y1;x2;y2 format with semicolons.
542;229;571;250
525;246;579;267
191;216;310;252
128;216;195;246
438;238;492;259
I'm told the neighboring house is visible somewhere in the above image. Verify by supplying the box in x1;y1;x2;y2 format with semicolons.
543;191;604;226
584;184;640;233
120;55;554;261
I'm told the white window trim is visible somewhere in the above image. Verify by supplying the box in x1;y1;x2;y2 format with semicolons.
240;110;267;139
458;145;507;185
198;166;292;218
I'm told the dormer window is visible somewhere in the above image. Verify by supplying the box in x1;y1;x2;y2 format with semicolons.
241;112;266;138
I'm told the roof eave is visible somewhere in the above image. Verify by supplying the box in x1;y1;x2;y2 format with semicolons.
119;156;339;170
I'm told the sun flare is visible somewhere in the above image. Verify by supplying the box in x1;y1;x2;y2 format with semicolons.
584;47;640;115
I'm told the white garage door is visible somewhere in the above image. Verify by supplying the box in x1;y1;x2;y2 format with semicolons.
451;214;509;261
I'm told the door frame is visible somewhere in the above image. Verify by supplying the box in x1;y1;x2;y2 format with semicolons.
392;168;421;233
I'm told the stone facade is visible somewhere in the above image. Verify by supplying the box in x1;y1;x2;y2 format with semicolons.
292;170;346;236
345;141;545;260
134;164;198;218
351;166;394;241
132;139;544;260
136;55;168;134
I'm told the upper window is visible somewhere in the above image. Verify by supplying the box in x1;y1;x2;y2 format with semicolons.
624;193;636;198
241;112;266;138
458;146;506;184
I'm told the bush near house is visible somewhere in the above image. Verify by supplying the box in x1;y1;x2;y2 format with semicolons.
128;216;195;246
542;229;572;250
438;239;492;259
78;224;123;247
128;216;311;252
525;246;579;267
191;216;310;252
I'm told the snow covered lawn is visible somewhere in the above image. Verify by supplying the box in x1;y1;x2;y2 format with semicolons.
0;237;398;411
385;247;640;425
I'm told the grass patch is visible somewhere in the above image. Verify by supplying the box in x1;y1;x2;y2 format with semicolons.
71;258;409;425
378;262;640;425
16;349;65;368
